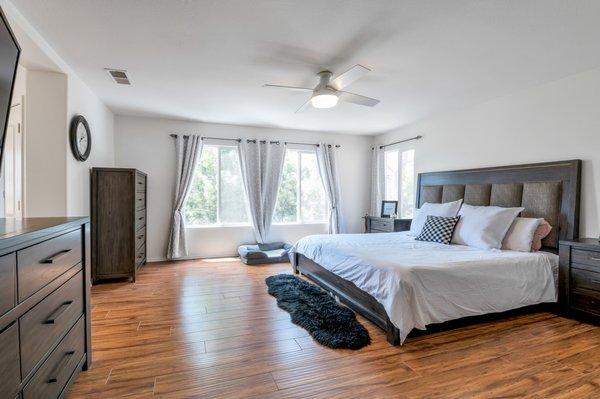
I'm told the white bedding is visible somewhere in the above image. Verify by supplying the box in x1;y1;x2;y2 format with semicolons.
290;232;558;343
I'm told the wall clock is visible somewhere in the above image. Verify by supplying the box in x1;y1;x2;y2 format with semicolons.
69;115;91;161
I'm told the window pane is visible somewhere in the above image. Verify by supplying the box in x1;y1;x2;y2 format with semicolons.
219;146;248;224
184;146;217;225
400;149;415;218
300;152;327;222
384;149;399;201
273;150;298;223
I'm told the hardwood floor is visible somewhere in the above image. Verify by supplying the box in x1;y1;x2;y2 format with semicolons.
68;258;600;398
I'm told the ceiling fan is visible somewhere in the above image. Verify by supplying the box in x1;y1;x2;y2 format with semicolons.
263;64;380;113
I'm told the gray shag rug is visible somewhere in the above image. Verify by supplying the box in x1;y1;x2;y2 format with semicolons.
265;274;371;349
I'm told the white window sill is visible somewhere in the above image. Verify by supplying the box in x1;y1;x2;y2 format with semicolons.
186;223;252;229
271;222;328;226
185;222;328;229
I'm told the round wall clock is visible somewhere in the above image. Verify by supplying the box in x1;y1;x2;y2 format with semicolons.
69;115;91;161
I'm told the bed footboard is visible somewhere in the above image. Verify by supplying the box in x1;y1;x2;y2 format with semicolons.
295;254;401;345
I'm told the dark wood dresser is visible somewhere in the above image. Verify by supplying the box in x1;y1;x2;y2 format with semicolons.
365;216;411;233
559;238;600;322
91;168;147;283
0;217;91;399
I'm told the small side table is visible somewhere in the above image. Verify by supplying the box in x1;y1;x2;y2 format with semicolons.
559;238;600;323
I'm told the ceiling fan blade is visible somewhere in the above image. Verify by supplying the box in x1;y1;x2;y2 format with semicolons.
263;84;314;92
295;98;312;113
338;91;380;107
330;64;371;90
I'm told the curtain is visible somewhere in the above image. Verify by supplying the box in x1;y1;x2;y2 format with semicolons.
166;135;202;259
316;143;343;234
370;146;384;216
238;140;285;243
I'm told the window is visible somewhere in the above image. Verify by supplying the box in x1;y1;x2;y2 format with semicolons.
273;149;328;224
383;147;415;218
184;145;249;226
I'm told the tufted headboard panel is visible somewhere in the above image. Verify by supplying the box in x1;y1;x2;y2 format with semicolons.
416;160;581;249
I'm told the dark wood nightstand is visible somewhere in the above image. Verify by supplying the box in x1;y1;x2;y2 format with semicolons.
364;216;411;233
559;238;600;322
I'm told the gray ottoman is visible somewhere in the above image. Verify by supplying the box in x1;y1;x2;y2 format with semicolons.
238;242;292;265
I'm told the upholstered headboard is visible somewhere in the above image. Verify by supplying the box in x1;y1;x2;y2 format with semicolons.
416;160;581;249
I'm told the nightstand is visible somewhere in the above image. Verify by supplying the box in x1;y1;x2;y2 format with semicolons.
559;238;600;322
364;216;411;233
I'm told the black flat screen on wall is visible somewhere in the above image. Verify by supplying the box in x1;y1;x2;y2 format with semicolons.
0;7;20;175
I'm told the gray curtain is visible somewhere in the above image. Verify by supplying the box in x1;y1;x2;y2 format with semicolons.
167;135;202;259
238;140;285;243
370;146;384;216
316;143;343;234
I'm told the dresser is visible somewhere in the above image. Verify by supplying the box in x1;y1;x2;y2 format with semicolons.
91;168;147;283
365;216;411;233
559;238;600;322
0;217;91;399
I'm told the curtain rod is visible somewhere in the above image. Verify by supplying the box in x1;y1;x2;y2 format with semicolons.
377;135;423;149
170;134;340;148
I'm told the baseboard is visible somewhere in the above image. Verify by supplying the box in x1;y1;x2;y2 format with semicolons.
147;253;241;263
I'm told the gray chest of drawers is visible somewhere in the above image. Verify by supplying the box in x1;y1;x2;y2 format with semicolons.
559;238;600;322
0;217;91;399
365;216;412;233
91;168;147;283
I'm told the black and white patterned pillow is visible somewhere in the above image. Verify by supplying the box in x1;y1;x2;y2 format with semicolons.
415;215;460;245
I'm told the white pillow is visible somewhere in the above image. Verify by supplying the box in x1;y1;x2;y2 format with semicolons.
502;217;543;252
452;204;524;250
408;199;463;237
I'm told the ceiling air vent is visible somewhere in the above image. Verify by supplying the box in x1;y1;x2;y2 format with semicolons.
105;68;131;85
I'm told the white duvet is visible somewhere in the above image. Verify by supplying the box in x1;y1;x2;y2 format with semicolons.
290;232;557;343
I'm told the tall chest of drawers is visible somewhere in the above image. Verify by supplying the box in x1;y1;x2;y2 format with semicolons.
91;168;147;283
0;217;91;399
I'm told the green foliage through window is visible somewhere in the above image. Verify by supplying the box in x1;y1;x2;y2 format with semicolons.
273;149;327;223
184;145;249;226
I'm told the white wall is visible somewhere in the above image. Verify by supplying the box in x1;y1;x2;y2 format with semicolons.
114;116;372;260
24;70;67;216
376;66;600;238
66;73;114;216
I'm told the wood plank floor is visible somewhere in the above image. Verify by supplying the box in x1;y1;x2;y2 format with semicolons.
68;258;600;398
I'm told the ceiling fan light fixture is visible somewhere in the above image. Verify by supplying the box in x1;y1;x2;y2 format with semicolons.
311;93;338;109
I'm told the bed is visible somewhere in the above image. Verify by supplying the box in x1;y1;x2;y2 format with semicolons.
291;160;581;345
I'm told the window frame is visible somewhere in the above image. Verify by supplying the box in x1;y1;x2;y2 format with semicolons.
184;143;251;228
272;146;328;226
383;143;416;219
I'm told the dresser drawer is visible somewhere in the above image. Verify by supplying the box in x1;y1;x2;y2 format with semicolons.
571;290;600;316
571;268;600;293
135;209;146;230
135;191;146;210
135;228;146;251
370;218;394;232
0;323;20;398
18;229;82;302
20;271;84;378
0;253;16;316
23;317;85;399
572;249;600;269
135;172;146;192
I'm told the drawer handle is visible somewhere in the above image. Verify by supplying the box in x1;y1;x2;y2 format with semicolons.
589;256;600;261
138;217;144;221
47;350;75;383
42;249;72;264
137;235;144;239
591;279;600;284
44;300;74;324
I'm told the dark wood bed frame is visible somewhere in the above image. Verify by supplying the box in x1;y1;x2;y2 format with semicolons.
293;160;582;345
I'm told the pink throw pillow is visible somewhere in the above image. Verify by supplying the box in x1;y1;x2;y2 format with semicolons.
531;219;552;251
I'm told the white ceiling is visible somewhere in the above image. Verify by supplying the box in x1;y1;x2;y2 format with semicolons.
10;0;600;135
